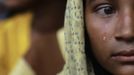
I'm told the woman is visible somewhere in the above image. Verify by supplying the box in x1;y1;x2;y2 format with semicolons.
60;0;134;75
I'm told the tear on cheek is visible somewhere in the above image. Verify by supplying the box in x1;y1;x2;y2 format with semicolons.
103;36;106;41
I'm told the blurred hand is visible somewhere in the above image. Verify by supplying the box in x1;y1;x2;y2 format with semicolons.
32;0;66;33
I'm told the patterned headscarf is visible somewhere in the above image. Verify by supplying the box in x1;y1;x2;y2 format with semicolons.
58;0;95;75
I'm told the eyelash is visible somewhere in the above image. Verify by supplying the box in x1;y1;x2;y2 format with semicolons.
94;3;116;17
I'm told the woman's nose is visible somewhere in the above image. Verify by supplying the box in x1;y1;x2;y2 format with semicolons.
115;8;134;43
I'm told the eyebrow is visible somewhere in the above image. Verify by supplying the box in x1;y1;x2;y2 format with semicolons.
89;0;116;3
87;0;116;5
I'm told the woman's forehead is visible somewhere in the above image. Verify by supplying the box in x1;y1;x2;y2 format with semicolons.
88;0;133;3
88;0;114;3
87;0;134;5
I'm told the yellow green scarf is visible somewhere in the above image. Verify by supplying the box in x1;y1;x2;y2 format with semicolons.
58;0;95;75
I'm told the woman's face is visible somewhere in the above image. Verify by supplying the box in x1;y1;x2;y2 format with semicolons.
85;0;134;75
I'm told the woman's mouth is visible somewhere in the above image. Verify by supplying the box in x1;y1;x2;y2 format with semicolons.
111;50;134;63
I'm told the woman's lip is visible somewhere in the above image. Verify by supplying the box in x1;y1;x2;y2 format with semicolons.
111;55;134;62
111;50;134;62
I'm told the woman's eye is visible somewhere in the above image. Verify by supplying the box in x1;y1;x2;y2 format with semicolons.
95;4;116;17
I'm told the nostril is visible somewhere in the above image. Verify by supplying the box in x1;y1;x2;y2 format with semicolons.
115;28;134;43
115;36;134;43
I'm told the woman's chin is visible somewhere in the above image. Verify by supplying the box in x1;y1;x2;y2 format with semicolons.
113;65;134;75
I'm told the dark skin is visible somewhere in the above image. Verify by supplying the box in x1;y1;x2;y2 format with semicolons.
25;1;66;75
26;32;64;75
1;0;66;75
32;0;65;33
85;0;134;75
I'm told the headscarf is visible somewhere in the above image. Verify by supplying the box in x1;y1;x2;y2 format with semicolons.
58;0;95;75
